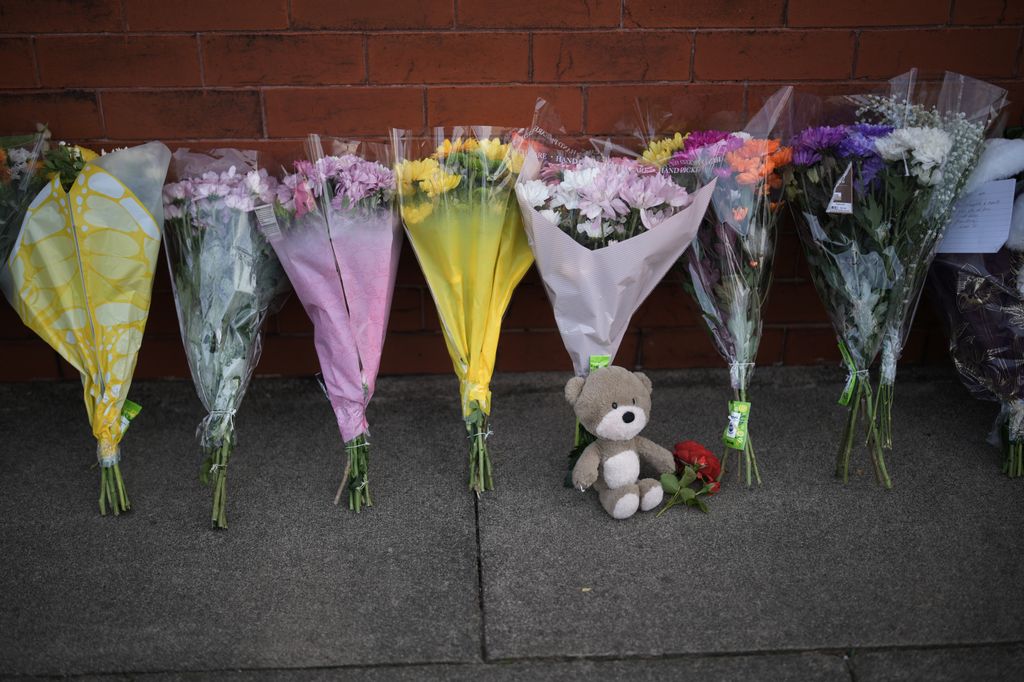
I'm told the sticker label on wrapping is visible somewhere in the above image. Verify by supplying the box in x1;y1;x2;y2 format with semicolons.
254;204;281;240
120;400;142;434
589;354;611;371
837;341;857;406
722;401;750;449
826;162;854;215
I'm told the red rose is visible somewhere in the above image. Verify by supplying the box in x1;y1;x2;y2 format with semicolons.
673;440;722;493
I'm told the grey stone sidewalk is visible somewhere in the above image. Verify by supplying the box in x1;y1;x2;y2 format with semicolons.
0;367;1022;680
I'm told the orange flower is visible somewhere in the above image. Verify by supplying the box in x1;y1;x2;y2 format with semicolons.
769;146;793;167
727;138;793;186
732;206;749;221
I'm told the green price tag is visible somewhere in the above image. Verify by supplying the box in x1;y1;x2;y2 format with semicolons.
120;400;142;434
837;341;857;406
722;400;751;449
589;354;611;371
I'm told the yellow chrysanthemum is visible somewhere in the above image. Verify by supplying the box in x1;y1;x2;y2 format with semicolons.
478;138;510;163
396;158;441;196
642;132;687;168
434;137;480;158
506;150;524;174
401;202;434;225
419;170;462;198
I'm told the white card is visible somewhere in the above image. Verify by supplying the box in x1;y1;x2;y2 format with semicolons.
938;179;1016;254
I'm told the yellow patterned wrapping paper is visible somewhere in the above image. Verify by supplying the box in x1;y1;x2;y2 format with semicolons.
1;142;171;466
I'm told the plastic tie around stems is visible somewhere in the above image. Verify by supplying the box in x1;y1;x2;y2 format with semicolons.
729;362;756;391
97;439;120;467
467;427;494;440
849;368;871;386
346;436;372;491
197;409;237;448
1005;400;1024;442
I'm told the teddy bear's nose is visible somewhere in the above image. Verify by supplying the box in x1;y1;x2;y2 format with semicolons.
622;411;635;424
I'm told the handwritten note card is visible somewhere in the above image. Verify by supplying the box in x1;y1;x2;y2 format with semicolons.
938;179;1016;254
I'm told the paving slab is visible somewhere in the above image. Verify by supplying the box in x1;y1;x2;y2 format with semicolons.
852;643;1024;681
476;367;1024;659
11;651;849;681
0;378;481;676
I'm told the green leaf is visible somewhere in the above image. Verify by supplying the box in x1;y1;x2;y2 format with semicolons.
660;473;680;495
697;499;709;514
681;487;696;501
681;466;697;487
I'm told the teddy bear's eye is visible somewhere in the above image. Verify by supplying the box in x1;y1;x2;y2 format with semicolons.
611;402;618;409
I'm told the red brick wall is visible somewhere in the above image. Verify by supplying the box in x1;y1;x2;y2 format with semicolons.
1;0;1022;380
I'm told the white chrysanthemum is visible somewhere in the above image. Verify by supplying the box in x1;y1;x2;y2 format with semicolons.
539;209;560;225
576;219;603;239
516;179;551;208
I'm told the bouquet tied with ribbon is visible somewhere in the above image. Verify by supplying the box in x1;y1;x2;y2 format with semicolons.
929;136;1024;476
2;141;170;514
162;148;290;528
634;87;797;487
787;70;1006;487
266;135;401;511
392;127;533;493
514;99;716;477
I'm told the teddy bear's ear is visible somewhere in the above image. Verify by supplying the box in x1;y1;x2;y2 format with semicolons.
633;371;653;394
564;376;586;405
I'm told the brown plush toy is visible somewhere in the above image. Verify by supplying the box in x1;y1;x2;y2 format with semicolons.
565;366;676;519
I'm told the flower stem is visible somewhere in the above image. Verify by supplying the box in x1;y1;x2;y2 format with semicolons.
737;387;761;487
98;462;130;516
1005;438;1023;478
836;381;863;483
875;381;894;450
467;412;493;494
860;379;892;489
206;438;232;529
337;434;372;512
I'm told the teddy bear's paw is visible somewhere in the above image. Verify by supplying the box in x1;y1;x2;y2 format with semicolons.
639;483;663;511
610;493;640;520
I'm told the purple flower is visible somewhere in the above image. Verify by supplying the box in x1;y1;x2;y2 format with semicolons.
838;124;892;160
792;147;822;166
791;125;848;166
851;123;893;139
683;130;734;153
671;131;743;166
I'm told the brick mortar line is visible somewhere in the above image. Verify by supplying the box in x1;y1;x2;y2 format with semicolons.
12;73;1017;94
6;25;1021;39
8;23;1024;36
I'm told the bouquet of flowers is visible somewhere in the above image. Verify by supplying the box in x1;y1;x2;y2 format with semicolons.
392;127;534;493
162;149;290;528
1;142;171;514
0;130;48;266
787;70;1006;487
266;135;401;512
515;104;715;464
929;136;1024;476
637;87;795;487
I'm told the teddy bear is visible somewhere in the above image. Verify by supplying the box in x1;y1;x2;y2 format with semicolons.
565;366;676;519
